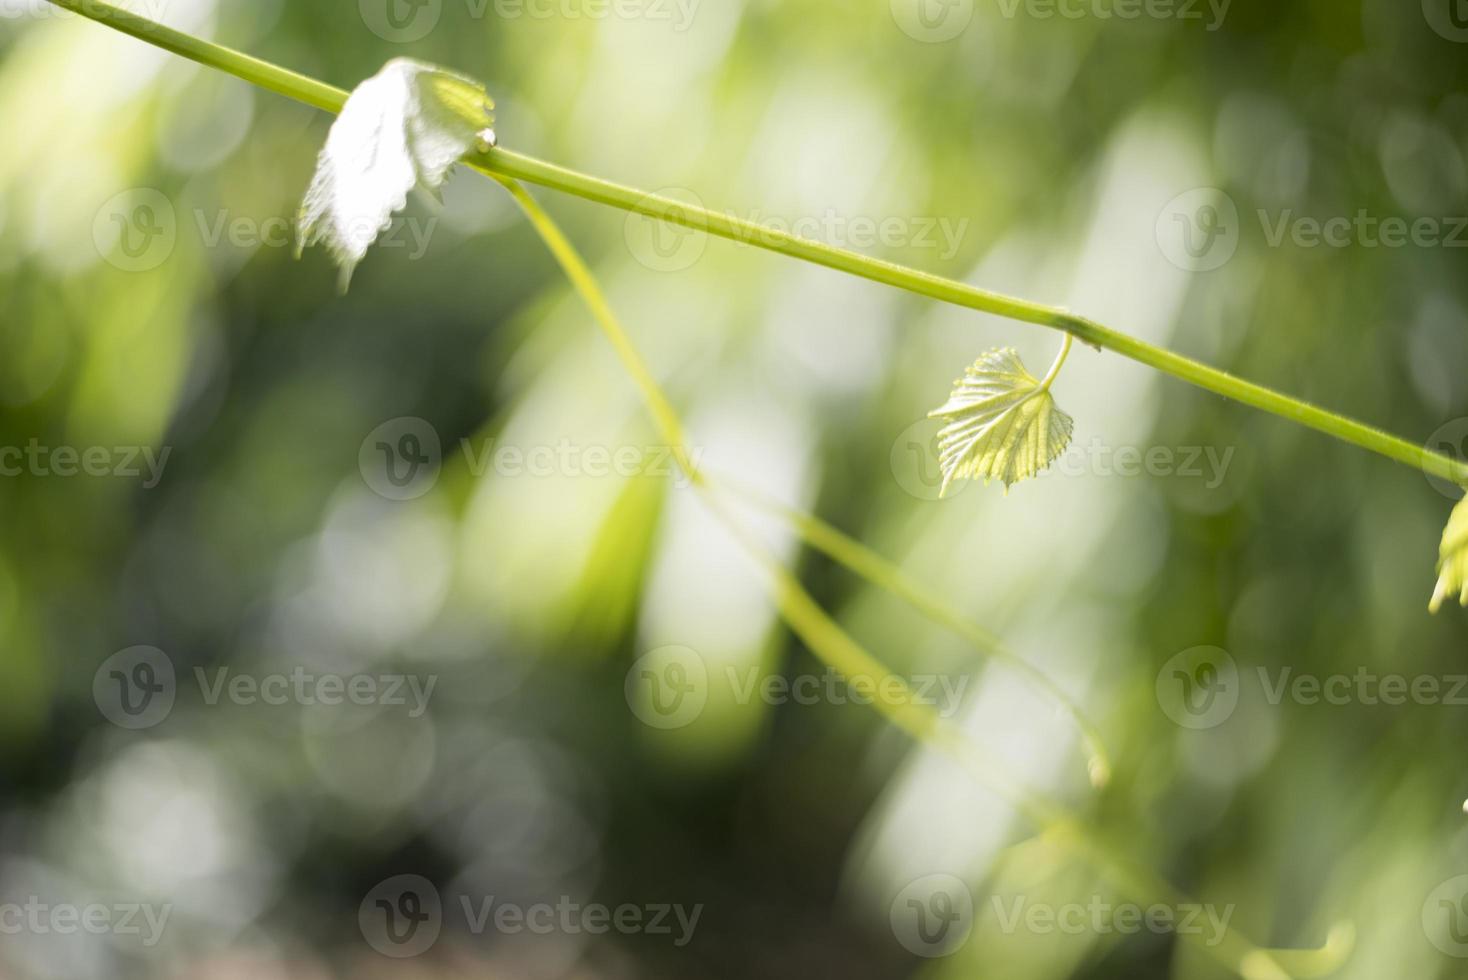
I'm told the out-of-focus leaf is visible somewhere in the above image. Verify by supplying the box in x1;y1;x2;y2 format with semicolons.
1430;497;1468;613
928;347;1074;496
297;58;494;289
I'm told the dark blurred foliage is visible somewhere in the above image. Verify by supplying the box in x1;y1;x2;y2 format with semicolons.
0;0;1467;977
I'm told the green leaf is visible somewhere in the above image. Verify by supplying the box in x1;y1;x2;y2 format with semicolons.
1430;497;1468;613
297;58;494;290
928;347;1074;496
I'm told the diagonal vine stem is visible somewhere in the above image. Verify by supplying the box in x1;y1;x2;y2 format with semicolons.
706;468;1113;788
37;3;1363;974
502;173;1309;980
41;0;1468;491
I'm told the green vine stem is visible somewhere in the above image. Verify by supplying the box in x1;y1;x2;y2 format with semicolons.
1038;334;1074;395
21;5;1363;972
707;469;1113;789
503;177;1335;980
475;149;1464;486
500;171;1304;978
42;0;1468;491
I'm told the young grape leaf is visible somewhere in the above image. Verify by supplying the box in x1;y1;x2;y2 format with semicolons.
297;58;495;290
1430;497;1468;613
928;347;1074;496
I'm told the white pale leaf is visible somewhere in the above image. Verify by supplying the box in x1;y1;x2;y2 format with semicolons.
297;58;494;289
1430;497;1468;613
928;347;1074;496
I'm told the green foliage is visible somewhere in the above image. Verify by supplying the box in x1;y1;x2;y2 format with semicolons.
1431;497;1468;613
928;344;1074;496
297;58;493;289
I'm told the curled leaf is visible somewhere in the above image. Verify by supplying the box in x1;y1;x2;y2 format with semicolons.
297;58;494;290
928;347;1074;496
1430;497;1468;613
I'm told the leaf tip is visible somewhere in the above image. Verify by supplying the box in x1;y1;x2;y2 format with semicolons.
926;346;1075;496
1430;497;1468;614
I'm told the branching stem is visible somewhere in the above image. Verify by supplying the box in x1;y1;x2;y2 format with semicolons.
1038;333;1074;394
34;5;1371;973
41;0;1468;490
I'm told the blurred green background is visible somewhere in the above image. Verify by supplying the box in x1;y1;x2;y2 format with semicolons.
2;0;1468;976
